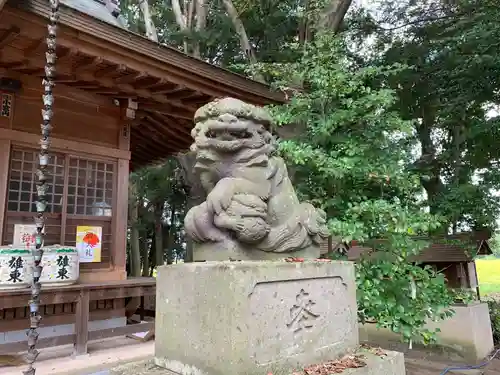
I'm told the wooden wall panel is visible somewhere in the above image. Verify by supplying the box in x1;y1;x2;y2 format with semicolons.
0;117;9;128
0;139;9;243
0;73;129;281
0;298;125;333
3;213;61;246
12;76;120;148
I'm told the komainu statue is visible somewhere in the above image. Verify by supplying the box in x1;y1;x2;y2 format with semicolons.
184;98;329;261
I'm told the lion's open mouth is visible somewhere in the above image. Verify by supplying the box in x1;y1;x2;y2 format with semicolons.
205;128;252;140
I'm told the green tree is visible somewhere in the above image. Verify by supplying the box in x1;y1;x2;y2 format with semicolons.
265;33;455;343
354;0;500;232
490;232;500;257
129;158;187;275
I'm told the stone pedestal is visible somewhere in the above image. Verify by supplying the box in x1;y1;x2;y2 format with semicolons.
155;261;406;375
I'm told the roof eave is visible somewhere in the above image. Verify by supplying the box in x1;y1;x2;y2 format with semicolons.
14;0;284;105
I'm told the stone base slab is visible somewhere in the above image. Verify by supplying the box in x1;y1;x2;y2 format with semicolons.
343;350;405;375
360;302;494;362
155;260;359;375
104;350;406;375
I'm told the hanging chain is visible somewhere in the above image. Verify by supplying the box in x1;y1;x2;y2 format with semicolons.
23;1;59;374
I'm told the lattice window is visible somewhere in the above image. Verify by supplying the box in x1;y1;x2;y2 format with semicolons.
7;149;65;213
67;157;114;216
0;93;12;117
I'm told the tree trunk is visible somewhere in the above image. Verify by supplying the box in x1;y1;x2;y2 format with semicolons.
162;205;177;264
172;0;190;53
318;0;353;33
140;229;150;277
176;151;205;262
168;205;176;264
412;105;447;233
139;0;159;42
221;0;256;62
162;224;171;264
154;202;164;268
221;0;265;82
193;0;207;58
128;185;141;277
298;0;312;46
171;0;186;29
149;231;157;276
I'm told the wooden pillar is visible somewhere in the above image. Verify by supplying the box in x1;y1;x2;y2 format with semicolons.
73;289;90;356
0;139;10;244
110;100;133;279
458;262;468;288
112;159;129;277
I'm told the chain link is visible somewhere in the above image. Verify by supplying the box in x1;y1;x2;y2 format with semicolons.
23;1;59;374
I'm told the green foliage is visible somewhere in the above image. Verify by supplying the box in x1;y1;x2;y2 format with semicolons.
490;232;500;257
451;289;475;304
120;0;303;69
268;32;454;344
485;299;500;345
359;0;500;231
344;203;454;345
130;158;187;262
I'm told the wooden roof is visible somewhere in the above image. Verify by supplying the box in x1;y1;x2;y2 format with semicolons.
321;232;492;263
348;242;491;263
0;0;284;168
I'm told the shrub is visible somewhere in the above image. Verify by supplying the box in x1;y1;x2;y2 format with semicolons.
486;298;500;345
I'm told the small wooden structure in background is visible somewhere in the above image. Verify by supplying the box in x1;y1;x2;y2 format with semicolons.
0;0;281;354
320;231;492;298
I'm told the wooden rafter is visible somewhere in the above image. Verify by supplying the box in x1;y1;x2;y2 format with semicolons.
0;60;29;69
143;114;192;145
114;71;149;85
152;112;192;137
2;43;197;112
138;104;193;121
57;48;80;64
137;125;183;151
132;129;171;156
150;85;186;95
23;38;44;57
169;89;201;100
94;64;127;79
0;26;19;48
6;4;284;103
85;88;122;95
141;79;178;92
74;56;104;74
130;139;179;163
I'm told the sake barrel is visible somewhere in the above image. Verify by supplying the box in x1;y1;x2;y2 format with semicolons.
40;245;79;286
0;246;33;290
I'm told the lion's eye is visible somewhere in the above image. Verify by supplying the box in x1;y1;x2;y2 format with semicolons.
206;130;216;138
